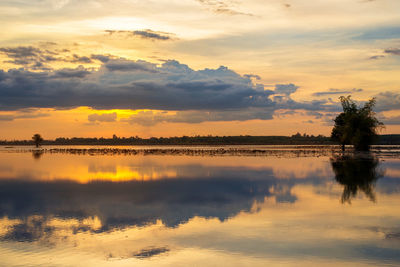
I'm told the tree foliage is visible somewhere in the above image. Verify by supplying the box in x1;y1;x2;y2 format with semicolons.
32;133;44;148
331;96;384;151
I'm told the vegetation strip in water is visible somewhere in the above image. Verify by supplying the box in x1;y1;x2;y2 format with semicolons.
9;146;400;157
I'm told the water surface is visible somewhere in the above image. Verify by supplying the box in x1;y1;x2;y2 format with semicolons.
0;146;399;266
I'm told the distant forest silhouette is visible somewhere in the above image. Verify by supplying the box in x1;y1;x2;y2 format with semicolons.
1;134;399;146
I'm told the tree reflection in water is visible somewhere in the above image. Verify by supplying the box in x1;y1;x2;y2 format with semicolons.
331;154;384;203
32;150;44;160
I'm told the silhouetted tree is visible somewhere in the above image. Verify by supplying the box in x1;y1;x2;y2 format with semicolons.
32;134;43;148
331;96;384;151
331;155;383;203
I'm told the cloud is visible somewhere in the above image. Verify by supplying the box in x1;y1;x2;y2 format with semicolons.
0;57;344;124
125;108;275;126
0;115;13;121
70;54;93;63
133;30;171;40
0;110;50;121
105;30;117;35
104;59;158;72
132;247;170;259
105;29;174;41
0;58;277;112
213;7;253;16
0;45;94;69
244;74;260;80
374;91;400;111
273;97;332;112
0;46;41;58
88;112;117;123
306;111;323;119
384;48;400;56
91;54;111;63
0;46;56;69
313;88;363;97
53;67;91;78
50;0;70;9
196;0;254;16
274;84;298;95
353;26;400;40
369;55;385;60
380;115;400;125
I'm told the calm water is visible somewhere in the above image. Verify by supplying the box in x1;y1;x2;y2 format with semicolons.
0;146;399;266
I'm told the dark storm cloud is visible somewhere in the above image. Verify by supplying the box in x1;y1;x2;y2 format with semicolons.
0;59;281;113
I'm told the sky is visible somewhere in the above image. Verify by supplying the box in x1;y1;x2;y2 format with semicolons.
0;0;400;139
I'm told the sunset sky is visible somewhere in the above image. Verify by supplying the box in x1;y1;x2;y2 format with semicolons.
1;0;400;139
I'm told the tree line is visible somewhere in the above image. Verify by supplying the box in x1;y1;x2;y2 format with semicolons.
2;134;400;146
1;134;334;146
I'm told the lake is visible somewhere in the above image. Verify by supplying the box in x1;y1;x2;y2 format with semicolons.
0;146;399;266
